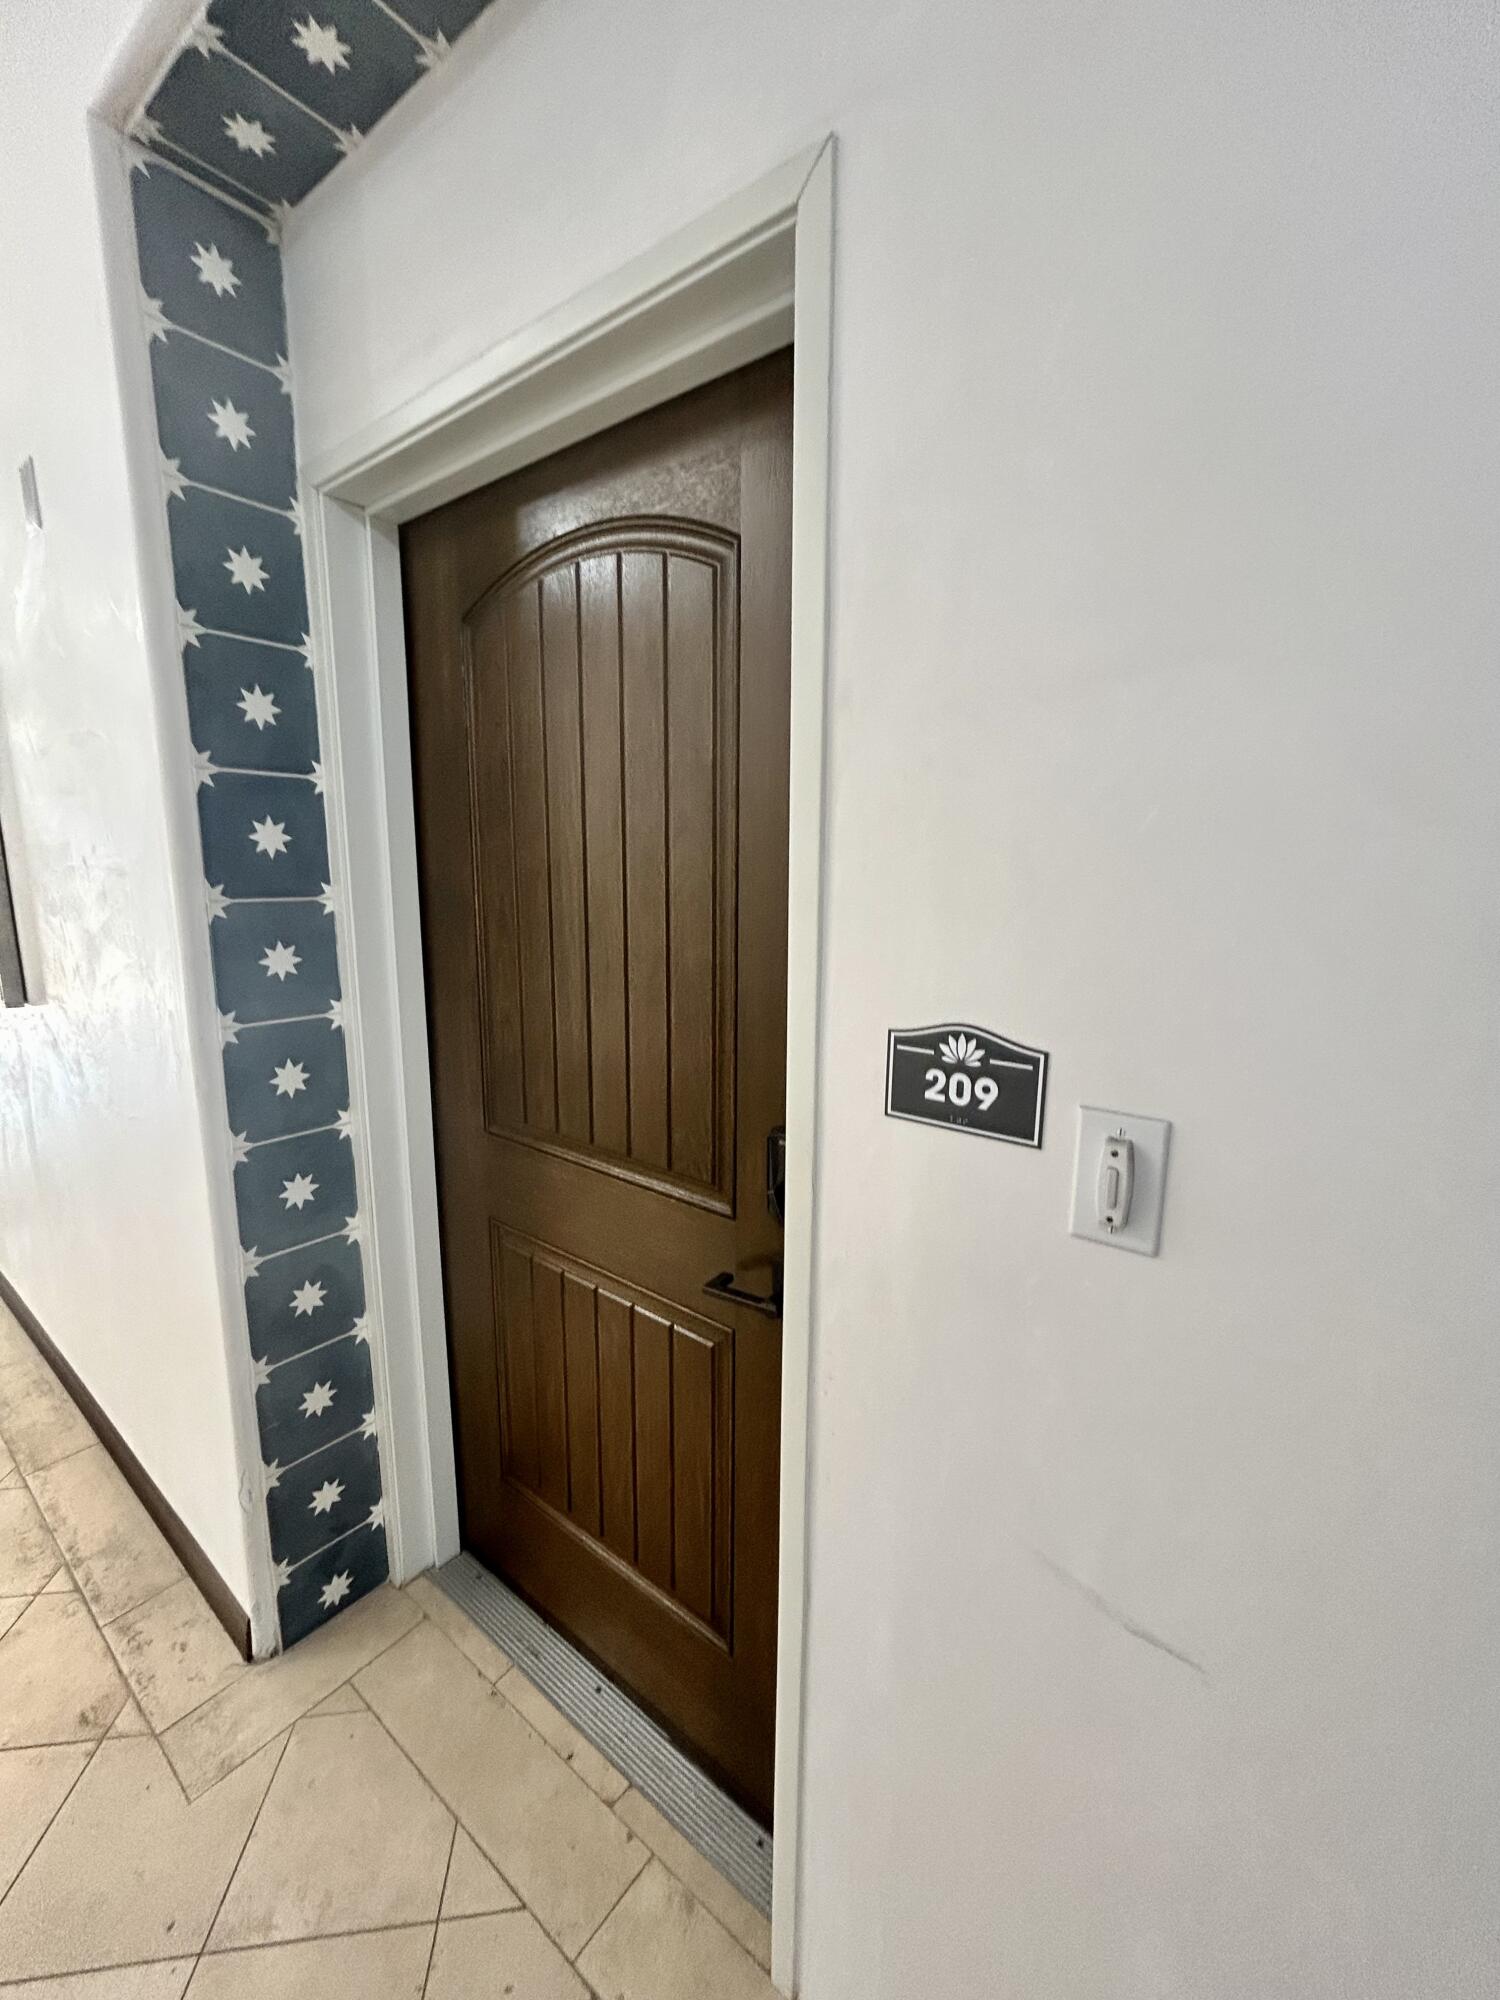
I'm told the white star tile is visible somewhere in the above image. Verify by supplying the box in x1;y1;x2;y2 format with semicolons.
190;242;240;298
260;941;301;981
280;1172;319;1211
249;817;290;858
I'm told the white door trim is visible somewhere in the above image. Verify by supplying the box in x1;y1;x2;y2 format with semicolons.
303;140;834;1995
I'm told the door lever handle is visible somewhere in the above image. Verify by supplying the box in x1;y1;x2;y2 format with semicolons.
703;1268;782;1319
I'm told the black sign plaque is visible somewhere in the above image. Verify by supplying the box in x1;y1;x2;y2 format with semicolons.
885;1023;1048;1149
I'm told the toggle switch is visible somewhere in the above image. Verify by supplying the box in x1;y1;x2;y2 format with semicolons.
1070;1107;1171;1255
1096;1133;1134;1231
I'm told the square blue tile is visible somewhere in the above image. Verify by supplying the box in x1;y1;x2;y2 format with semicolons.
235;1125;358;1256
169;486;308;645
245;1234;365;1366
267;1428;382;1564
224;1016;350;1143
187;631;321;778
148;46;343;208
257;1331;375;1468
131;159;286;366
210;895;339;1022
210;0;425;143
198;772;329;899
278;1519;388;1644
152;329;297;511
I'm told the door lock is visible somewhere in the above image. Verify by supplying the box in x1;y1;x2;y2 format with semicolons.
766;1125;786;1225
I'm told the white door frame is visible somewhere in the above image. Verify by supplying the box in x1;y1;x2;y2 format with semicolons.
302;139;834;1995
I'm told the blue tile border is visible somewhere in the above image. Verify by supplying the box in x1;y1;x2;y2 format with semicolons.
129;141;384;1648
125;0;499;1651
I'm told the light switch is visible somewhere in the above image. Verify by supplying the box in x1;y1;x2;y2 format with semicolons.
1070;1107;1171;1255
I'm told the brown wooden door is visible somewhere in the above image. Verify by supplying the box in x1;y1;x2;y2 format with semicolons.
402;353;791;1821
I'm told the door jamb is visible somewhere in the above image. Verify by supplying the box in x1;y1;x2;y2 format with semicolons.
303;140;833;1996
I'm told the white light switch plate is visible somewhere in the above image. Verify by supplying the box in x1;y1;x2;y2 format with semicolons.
1070;1107;1172;1255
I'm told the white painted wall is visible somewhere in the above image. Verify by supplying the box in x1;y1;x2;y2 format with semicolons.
0;2;253;1611
285;3;1500;1993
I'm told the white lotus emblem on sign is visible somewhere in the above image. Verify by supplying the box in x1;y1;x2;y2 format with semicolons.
938;1032;985;1068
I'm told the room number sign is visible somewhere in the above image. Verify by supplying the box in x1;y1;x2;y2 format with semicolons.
885;1023;1048;1148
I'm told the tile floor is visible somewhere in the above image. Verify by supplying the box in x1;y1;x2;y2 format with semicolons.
0;1301;776;1998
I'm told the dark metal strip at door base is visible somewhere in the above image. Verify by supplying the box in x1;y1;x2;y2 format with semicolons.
434;1551;773;1915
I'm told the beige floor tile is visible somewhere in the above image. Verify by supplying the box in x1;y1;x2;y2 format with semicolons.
160;1583;421;1798
440;1827;520;1918
356;1624;646;1956
103;1578;247;1732
403;1573;511;1681
0;1593;128;1748
0;1961;196;1999
0;1597;29;1641
499;1669;628;1803
304;1682;365;1716
0;1356;95;1474
577;1858;777;2000
0;1742;93;1897
0;1463;23;1488
0;1429;15;1484
0;1485;61;1596
612;1788;772;1968
108;1694;153;1737
186;1926;432;2000
29;1447;185;1627
426;1911;590;2000
0;1732;282;1982
209;1712;453;1948
43;1565;73;1592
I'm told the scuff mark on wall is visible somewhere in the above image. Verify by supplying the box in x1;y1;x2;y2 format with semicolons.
1034;1549;1209;1683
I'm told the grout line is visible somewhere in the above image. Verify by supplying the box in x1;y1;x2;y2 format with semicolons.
367;1595;641;1974
176;478;297;522
0;1732;106;1920
283;1510;381;1574
206;766;319;784
421;1822;459;1994
0;1728;127;1754
248;1227;348;1267
135;139;278;225
196;1724;296;1958
32;1546;189;1797
239;1121;343;1154
156;320;286;381
353;1603;590;1965
6;1381;201;1789
5;1434;100;1480
365;0;431;51
197;1917;437;1960
99;1569;187;1633
188;624;306;655
157;1589;420;1754
261;1323;365;1376
225;1012;334;1033
569;1850;644;1967
266;1417;368;1483
213;899;328;912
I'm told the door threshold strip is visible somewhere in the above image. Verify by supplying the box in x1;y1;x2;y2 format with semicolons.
434;1551;773;1914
